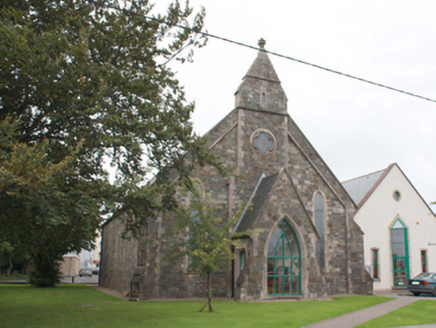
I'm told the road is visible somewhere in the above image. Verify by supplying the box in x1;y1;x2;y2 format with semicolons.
60;274;99;284
0;274;99;285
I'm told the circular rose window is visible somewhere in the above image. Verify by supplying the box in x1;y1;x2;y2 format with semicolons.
250;129;276;156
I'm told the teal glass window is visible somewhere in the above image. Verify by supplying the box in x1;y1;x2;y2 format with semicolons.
267;220;301;296
391;219;409;287
314;192;325;268
372;249;379;280
240;250;246;271
421;250;427;273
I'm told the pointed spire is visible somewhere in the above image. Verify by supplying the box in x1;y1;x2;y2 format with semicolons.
244;39;280;82
234;39;287;114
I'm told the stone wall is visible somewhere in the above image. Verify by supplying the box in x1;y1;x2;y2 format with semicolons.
100;218;139;295
139;210;230;299
349;220;373;294
59;255;80;277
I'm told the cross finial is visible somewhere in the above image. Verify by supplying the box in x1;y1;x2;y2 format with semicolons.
258;38;266;50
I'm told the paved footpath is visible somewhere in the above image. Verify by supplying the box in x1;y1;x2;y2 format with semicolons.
303;291;436;328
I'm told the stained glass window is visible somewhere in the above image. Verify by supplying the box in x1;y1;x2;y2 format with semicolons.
240;250;246;271
391;219;409;287
267;220;301;296
372;249;379;280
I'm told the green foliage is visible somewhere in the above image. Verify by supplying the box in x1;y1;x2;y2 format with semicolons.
0;239;31;276
169;190;247;311
0;272;28;280
29;256;61;287
174;193;242;277
0;241;13;253
0;285;394;327
0;0;222;286
0;118;100;285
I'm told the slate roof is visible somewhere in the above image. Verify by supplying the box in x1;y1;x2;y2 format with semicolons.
342;169;385;206
234;172;279;233
343;163;435;215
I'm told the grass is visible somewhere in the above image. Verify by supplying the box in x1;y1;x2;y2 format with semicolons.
357;299;436;327
0;284;393;327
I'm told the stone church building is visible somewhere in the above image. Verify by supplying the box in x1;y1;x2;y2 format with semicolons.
100;40;372;301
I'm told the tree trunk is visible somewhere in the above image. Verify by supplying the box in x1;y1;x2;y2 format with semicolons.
6;256;13;276
207;272;213;312
199;273;214;312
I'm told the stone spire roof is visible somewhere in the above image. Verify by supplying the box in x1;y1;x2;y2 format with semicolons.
235;39;287;114
244;39;280;82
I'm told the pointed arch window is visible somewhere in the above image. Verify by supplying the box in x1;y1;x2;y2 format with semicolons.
189;180;203;224
240;250;246;271
391;219;409;287
314;192;325;268
188;180;204;267
267;220;301;296
372;248;379;280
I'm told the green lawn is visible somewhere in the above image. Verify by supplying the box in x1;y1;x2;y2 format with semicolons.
357;299;436;327
0;285;392;327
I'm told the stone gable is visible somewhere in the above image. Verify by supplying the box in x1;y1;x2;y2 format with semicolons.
100;41;372;300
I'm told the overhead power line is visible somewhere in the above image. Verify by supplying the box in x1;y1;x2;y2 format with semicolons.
90;0;436;104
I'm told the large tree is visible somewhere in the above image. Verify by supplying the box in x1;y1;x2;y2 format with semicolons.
0;0;220;286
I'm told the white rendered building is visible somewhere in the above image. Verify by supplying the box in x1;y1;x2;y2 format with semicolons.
343;163;436;291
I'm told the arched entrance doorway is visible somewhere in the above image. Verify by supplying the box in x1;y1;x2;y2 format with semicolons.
391;218;409;287
267;220;301;296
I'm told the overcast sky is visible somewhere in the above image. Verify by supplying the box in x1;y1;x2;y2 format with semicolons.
156;1;436;206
